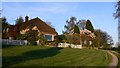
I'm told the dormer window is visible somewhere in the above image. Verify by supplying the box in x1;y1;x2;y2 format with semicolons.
6;28;9;33
84;32;88;35
32;26;38;30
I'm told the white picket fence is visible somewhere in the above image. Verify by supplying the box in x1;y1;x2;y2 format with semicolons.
1;39;82;48
1;39;27;45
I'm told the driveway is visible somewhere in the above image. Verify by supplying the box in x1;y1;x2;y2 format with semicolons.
107;50;118;68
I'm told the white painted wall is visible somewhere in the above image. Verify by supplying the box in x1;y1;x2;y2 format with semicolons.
58;43;82;49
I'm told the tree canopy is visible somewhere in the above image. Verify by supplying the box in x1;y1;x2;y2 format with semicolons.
63;17;96;45
114;1;120;19
76;19;86;30
93;29;114;48
114;1;120;47
67;34;80;45
74;25;80;34
86;20;94;33
57;35;68;43
2;17;10;39
15;16;24;25
64;16;76;34
17;30;39;45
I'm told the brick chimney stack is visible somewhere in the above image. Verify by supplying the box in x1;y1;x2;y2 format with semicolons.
25;16;29;22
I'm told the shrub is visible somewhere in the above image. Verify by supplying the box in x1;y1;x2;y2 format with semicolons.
28;41;37;45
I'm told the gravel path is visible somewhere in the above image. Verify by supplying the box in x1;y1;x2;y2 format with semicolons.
107;50;118;68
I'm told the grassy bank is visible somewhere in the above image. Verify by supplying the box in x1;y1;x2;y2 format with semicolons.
2;45;111;67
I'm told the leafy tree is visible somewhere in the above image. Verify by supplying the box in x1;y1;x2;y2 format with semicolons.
39;34;47;45
57;35;68;43
16;34;28;40
17;30;39;45
26;30;39;45
17;30;47;45
67;34;80;45
15;16;24;35
86;20;94;33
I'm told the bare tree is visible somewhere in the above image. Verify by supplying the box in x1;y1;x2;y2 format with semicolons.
114;1;120;45
76;19;86;30
63;16;77;34
46;21;54;28
93;29;114;48
0;9;3;18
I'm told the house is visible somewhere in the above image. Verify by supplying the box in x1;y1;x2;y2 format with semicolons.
3;16;58;41
68;24;96;47
80;29;96;47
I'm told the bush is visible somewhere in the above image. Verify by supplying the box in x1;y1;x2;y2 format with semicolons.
28;41;37;45
102;47;120;53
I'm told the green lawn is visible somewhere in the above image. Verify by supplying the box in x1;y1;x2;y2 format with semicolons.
2;45;112;67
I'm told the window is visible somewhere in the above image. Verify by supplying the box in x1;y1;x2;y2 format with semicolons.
84;40;87;45
6;28;9;32
44;35;52;41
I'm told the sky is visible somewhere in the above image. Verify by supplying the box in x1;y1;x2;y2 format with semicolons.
1;0;116;2
1;2;118;46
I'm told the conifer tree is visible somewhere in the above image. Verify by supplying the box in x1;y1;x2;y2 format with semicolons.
86;20;94;33
74;25;80;34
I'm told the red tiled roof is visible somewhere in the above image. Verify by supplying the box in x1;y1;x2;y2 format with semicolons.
80;34;94;41
7;17;57;38
8;25;19;37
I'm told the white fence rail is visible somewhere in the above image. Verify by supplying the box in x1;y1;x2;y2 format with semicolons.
1;39;27;45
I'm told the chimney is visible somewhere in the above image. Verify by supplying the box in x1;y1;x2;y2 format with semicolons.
25;16;29;22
